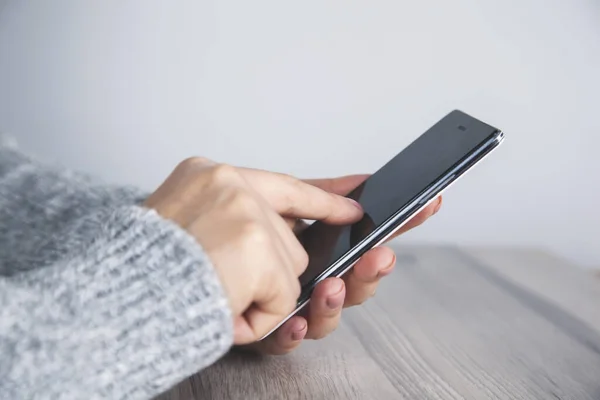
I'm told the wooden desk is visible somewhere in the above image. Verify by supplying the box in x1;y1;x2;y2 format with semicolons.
156;245;600;399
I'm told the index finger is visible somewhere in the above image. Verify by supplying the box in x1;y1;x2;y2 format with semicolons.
239;168;364;224
303;174;370;195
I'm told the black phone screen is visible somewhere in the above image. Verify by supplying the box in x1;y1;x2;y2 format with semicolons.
297;110;499;301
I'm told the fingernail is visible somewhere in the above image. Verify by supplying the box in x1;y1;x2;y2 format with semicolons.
326;294;344;309
433;197;443;214
377;254;396;278
347;198;363;211
326;281;345;309
291;322;307;341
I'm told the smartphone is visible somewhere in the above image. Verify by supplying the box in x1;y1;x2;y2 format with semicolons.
261;109;504;339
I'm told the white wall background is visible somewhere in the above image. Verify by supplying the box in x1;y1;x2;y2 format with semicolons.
0;1;598;267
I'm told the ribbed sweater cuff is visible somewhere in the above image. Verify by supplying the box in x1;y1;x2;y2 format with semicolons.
5;206;233;399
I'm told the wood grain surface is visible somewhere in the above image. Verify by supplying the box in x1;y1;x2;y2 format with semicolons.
155;245;600;400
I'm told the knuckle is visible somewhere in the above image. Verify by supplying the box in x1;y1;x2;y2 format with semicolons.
281;192;297;215
224;188;257;213
239;220;269;245
178;156;213;171
280;174;305;211
209;163;239;184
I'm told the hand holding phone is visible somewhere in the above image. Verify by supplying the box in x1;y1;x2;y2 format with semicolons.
261;109;505;339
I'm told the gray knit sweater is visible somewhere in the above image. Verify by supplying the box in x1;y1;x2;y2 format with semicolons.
0;136;233;399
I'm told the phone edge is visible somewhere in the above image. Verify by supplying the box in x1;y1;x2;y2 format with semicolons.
259;130;505;340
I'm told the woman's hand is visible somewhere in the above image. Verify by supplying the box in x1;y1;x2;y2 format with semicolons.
247;175;442;355
143;158;363;344
145;158;441;349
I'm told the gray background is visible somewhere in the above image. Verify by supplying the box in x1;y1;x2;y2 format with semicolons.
0;1;598;267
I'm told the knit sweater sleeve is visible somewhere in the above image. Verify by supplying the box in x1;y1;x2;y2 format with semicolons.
0;136;233;399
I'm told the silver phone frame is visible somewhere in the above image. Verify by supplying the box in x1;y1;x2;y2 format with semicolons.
260;130;505;340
